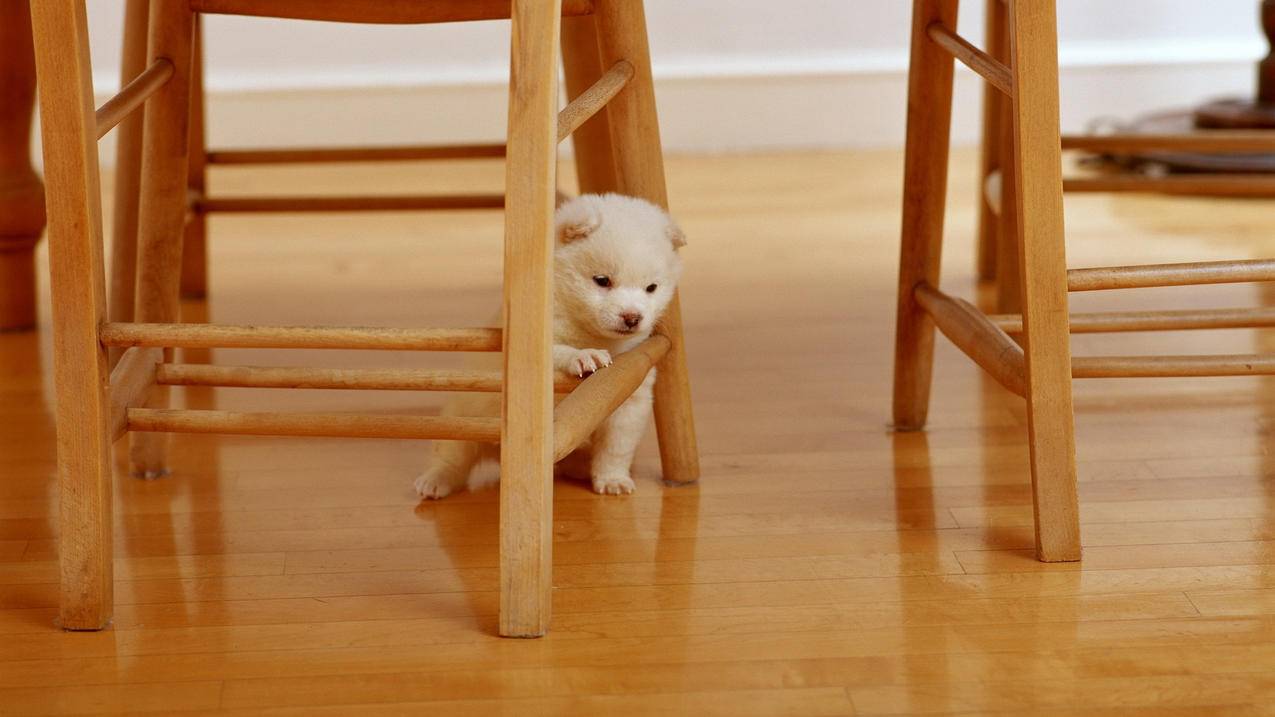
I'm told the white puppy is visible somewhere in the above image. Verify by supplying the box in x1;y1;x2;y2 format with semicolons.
415;193;686;499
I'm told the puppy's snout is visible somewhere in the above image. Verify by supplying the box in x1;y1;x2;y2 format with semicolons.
621;312;643;328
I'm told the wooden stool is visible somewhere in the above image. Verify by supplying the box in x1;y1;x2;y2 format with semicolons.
30;0;699;637
895;0;1275;562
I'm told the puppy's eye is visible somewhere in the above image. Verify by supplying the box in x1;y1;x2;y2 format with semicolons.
645;284;658;293
593;276;611;288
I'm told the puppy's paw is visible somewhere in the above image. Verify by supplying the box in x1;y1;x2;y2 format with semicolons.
467;462;501;492
567;348;612;378
415;469;456;500
592;473;636;495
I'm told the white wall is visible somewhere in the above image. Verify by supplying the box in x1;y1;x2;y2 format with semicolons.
80;0;1265;156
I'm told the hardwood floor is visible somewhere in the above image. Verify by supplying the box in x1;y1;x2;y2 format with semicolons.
6;149;1275;714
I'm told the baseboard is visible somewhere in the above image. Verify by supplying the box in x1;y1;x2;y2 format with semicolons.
80;47;1261;166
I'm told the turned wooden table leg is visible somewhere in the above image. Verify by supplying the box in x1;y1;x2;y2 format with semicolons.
0;1;46;332
1195;0;1275;128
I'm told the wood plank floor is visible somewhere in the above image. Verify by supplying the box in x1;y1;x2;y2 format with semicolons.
6;149;1275;714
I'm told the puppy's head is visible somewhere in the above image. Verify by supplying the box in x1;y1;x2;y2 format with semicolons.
554;193;685;341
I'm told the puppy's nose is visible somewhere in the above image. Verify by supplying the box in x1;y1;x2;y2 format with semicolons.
621;312;643;328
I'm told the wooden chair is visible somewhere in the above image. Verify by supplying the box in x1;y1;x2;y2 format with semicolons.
30;0;699;637
106;1;625;333
895;0;1275;562
974;0;1275;312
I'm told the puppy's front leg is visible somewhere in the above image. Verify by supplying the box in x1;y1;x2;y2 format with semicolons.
554;344;611;378
589;371;656;495
416;438;483;499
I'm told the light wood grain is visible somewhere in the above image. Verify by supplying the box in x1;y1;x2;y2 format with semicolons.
127;409;502;442
1071;354;1275;378
206;143;506;165
108;347;160;441
914;283;1025;396
994;61;1022;313
189;0;594;24
16;114;1275;716
155;363;582;393
194;194;505;213
926;22;1012;95
1065;174;1275;196
595;0;700;486
498;0;561;638
1007;0;1081;562
561;14;619;194
975;0;1008;282
992;306;1275;334
106;0;149;366
893;0;958;431
129;0;195;477
93;59;172;140
1062;132;1275;153
100;322;503;352
29;0;115;631
556;60;633;143
1067;259;1275;292
180;17;208;299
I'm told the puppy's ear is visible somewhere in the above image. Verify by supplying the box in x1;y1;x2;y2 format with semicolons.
666;220;688;249
556;199;601;244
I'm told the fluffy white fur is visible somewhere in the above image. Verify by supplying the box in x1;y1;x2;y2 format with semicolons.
415;193;686;499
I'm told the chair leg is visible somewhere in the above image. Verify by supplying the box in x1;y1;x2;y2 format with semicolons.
108;0;149;368
989;0;1022;313
180;16;208;299
995;91;1022;314
30;0;116;630
129;0;196;478
892;0;958;431
0;1;45;334
499;0;561;638
975;0;1005;283
561;14;618;195
594;0;700;485
1007;0;1081;562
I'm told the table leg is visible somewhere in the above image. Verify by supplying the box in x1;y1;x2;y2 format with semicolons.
0;1;46;332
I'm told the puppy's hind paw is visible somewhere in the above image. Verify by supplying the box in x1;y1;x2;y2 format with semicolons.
592;473;636;496
567;348;612;378
415;470;456;500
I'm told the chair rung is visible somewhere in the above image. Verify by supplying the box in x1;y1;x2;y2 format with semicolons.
1062;133;1275;154
992;306;1275;334
95;59;172;140
189;0;595;24
108;347;161;441
206;143;507;165
195;194;504;213
1065;175;1275;196
926;23;1011;95
1067;259;1275;292
128;408;501;442
914;283;1026;397
553;335;670;461
1073;354;1275;378
157;363;582;393
557;60;634;143
101;323;503;352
